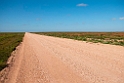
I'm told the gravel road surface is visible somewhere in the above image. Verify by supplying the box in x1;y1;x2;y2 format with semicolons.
5;32;124;83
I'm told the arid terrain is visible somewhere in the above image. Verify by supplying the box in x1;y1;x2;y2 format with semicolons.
4;32;124;83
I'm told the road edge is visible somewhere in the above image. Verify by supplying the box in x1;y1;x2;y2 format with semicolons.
0;42;23;83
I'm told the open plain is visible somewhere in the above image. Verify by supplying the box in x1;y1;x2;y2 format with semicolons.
4;32;124;83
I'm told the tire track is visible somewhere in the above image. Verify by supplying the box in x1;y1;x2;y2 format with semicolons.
5;32;124;83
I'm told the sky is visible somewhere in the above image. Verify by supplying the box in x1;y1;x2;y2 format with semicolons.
0;0;124;32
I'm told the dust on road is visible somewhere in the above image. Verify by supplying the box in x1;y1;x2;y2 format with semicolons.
5;32;124;83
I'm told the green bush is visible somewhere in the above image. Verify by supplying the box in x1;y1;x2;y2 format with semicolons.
34;32;124;46
0;33;24;71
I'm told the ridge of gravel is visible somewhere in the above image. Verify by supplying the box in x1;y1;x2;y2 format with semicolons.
0;43;23;83
2;32;124;83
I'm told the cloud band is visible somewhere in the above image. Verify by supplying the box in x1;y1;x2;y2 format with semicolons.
77;3;88;7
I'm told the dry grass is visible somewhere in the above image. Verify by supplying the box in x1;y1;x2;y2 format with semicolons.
34;32;124;46
0;33;24;71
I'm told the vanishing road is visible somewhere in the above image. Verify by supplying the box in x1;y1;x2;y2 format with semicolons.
5;33;124;83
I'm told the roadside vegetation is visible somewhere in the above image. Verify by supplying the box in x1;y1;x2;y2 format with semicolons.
0;33;24;71
35;32;124;46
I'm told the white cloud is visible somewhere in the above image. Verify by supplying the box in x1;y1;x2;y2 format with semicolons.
77;3;88;7
112;18;116;21
36;18;41;21
119;17;124;20
22;24;28;26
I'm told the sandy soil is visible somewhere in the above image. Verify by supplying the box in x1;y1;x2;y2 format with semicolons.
4;32;124;83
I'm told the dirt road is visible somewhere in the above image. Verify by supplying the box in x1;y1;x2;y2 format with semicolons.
5;32;124;83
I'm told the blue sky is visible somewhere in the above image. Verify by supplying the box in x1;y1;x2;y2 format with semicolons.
0;0;124;32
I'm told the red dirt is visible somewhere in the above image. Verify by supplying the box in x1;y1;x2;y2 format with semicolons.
4;32;124;83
